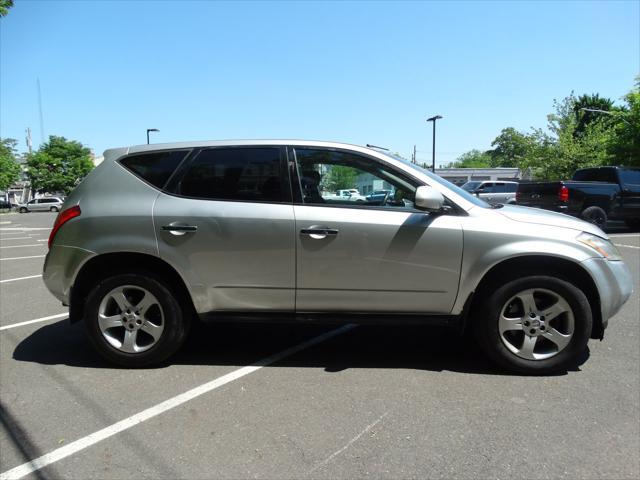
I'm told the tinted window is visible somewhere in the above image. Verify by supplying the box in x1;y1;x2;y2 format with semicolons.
177;148;285;202
462;181;481;192
573;168;617;183
121;150;189;189
620;169;640;185
506;183;518;192
493;183;507;193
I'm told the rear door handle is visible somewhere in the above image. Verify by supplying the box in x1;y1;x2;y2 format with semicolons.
300;226;339;238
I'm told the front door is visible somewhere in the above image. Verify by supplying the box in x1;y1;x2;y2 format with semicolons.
153;146;295;314
291;147;463;314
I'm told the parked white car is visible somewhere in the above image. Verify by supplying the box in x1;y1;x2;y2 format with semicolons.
324;189;367;202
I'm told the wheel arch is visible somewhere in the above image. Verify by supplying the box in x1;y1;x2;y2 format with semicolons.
467;255;603;340
70;252;197;325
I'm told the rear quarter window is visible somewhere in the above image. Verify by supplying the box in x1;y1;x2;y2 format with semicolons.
120;150;190;189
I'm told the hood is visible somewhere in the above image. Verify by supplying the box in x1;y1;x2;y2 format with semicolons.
497;205;607;238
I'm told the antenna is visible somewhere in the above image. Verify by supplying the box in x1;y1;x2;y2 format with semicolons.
37;78;45;143
366;144;389;151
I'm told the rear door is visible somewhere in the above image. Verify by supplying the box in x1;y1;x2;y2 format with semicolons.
619;169;640;217
153;146;295;314
290;146;463;314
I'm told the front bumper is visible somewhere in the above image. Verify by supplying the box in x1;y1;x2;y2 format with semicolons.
43;245;96;304
582;257;633;325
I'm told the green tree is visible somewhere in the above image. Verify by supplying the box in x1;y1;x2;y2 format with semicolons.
26;136;94;194
609;80;640;166
0;0;13;17
489;128;535;168
323;165;358;192
573;93;615;137
446;149;492;168
0;138;21;191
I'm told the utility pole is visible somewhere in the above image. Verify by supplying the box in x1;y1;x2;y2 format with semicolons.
426;115;443;173
37;78;45;143
25;128;32;154
412;145;416;164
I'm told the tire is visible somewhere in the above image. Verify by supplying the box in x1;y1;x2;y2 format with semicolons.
474;275;592;375
581;206;607;229
84;272;189;367
19;207;27;213
50;206;59;212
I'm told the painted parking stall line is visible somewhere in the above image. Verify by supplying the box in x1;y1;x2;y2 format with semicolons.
0;255;46;261
614;243;640;250
0;275;42;284
0;324;356;480
0;244;43;249
0;313;68;331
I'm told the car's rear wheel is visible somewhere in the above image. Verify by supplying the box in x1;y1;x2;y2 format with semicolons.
581;206;607;229
474;276;592;375
19;207;27;213
84;273;189;367
50;206;59;212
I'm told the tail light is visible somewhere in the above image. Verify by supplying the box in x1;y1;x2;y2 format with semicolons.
48;205;81;249
558;185;569;203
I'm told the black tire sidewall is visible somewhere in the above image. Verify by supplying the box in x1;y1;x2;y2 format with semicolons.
581;206;607;228
475;275;592;375
84;273;187;367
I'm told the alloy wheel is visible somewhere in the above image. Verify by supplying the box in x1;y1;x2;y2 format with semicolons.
97;285;165;353
498;288;574;360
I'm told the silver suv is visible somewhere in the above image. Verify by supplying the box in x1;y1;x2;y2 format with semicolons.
43;141;632;373
461;181;518;204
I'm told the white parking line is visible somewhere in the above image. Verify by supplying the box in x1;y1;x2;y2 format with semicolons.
0;228;51;232
609;233;640;238
615;243;640;250
0;221;11;224
0;274;42;284
0;255;46;261
0;244;43;249
0;237;32;241
0;313;68;331
36;239;48;242
0;324;355;480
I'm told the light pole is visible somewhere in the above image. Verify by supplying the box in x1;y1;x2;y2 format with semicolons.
579;108;631;125
146;128;159;144
426;115;442;173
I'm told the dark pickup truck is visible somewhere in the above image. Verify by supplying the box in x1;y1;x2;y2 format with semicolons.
516;166;640;229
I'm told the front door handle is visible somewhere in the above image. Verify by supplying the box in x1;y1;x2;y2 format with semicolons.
161;224;198;236
300;226;339;239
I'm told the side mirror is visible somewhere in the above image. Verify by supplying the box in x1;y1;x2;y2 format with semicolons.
415;186;445;212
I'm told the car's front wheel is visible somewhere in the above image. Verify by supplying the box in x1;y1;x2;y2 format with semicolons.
474;276;592;375
84;273;189;367
19;207;27;213
50;206;59;212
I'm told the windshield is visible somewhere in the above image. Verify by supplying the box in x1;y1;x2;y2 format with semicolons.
387;154;490;208
461;181;481;192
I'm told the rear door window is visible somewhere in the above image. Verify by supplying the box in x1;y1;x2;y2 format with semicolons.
620;169;640;186
174;147;288;203
120;150;190;189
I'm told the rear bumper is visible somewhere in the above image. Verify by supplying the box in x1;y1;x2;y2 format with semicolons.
582;257;633;327
43;245;96;304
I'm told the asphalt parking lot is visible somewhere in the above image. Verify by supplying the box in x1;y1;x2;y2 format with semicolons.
1;212;638;480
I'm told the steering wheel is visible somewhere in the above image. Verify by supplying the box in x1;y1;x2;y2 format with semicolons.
380;191;392;206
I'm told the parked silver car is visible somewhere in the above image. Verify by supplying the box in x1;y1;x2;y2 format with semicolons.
43;141;632;373
462;180;518;204
18;196;64;213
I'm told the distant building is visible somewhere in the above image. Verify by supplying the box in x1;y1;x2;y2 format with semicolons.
434;167;531;186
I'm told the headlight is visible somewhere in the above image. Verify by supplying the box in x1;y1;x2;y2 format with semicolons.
577;232;622;261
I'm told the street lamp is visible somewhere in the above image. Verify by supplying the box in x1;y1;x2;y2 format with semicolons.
426;115;443;173
579;108;631;125
146;128;160;144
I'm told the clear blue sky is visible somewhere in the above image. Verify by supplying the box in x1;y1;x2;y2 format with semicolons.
1;0;638;166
